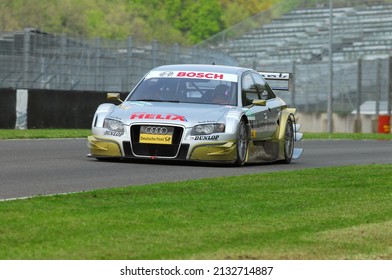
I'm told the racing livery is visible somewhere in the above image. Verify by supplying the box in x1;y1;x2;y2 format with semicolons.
87;64;303;165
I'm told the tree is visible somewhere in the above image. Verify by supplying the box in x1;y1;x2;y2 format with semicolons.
165;0;225;44
0;0;281;44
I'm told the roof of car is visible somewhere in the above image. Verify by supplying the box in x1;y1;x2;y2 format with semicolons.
151;64;253;75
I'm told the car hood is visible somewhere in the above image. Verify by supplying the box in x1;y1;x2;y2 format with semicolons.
108;101;234;126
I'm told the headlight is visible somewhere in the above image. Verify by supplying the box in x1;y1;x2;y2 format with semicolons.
191;123;225;135
103;118;124;132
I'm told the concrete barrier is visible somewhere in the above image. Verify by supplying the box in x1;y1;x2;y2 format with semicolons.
0;88;17;129
0;89;128;129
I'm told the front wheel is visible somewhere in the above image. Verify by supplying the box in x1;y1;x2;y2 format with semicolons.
282;118;294;164
234;120;248;166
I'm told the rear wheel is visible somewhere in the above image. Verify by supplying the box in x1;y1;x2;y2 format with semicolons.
282;118;294;163
235;120;248;166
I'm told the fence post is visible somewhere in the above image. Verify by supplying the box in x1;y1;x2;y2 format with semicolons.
192;46;198;64
372;58;382;133
375;58;381;117
95;37;101;91
152;40;158;68
126;36;133;91
22;28;31;89
59;34;66;89
172;43;179;64
354;58;362;133
389;57;392;117
291;61;296;107
388;56;392;132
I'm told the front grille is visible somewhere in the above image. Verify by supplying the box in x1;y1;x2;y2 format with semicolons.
130;125;184;157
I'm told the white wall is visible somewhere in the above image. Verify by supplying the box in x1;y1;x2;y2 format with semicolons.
298;113;391;133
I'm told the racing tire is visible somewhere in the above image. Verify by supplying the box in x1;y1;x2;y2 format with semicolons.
234;120;248;166
282;118;294;164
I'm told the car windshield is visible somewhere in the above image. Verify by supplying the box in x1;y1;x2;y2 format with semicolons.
128;77;238;106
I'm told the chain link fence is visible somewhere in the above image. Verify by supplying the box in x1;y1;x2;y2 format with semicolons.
265;57;391;115
0;29;236;92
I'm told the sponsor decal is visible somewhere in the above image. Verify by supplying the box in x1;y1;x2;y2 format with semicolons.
245;109;256;121
130;112;187;122
139;134;172;145
191;135;220;140
159;71;174;77
139;125;173;144
105;131;124;137
259;72;290;80
177;71;224;80
129;101;152;106
250;119;276;131
144;71;238;82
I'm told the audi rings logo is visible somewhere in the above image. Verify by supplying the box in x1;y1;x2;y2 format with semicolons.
144;126;168;134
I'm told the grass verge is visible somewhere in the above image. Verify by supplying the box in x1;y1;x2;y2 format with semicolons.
303;132;392;140
0;129;91;139
0;129;90;139
1;164;391;260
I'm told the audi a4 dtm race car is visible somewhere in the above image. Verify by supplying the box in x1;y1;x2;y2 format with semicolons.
87;64;303;166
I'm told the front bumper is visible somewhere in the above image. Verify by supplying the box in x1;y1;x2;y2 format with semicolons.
87;134;238;162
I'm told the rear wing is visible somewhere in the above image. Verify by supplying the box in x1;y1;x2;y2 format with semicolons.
259;71;293;92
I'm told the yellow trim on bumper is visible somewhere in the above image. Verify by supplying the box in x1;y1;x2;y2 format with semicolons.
87;135;122;157
190;141;237;161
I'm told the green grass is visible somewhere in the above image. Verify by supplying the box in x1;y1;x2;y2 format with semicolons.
0;129;391;140
1;164;391;260
0;129;90;139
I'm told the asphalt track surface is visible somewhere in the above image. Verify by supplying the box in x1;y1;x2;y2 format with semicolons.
0;139;391;200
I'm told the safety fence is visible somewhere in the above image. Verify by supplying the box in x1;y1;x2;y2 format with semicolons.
0;29;236;92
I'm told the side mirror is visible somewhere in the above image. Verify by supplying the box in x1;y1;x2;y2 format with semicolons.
107;92;123;103
252;99;266;106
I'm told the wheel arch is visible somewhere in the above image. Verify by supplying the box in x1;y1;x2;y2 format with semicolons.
240;114;252;140
277;108;296;141
277;108;296;160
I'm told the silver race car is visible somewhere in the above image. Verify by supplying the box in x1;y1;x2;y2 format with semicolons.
87;64;303;166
